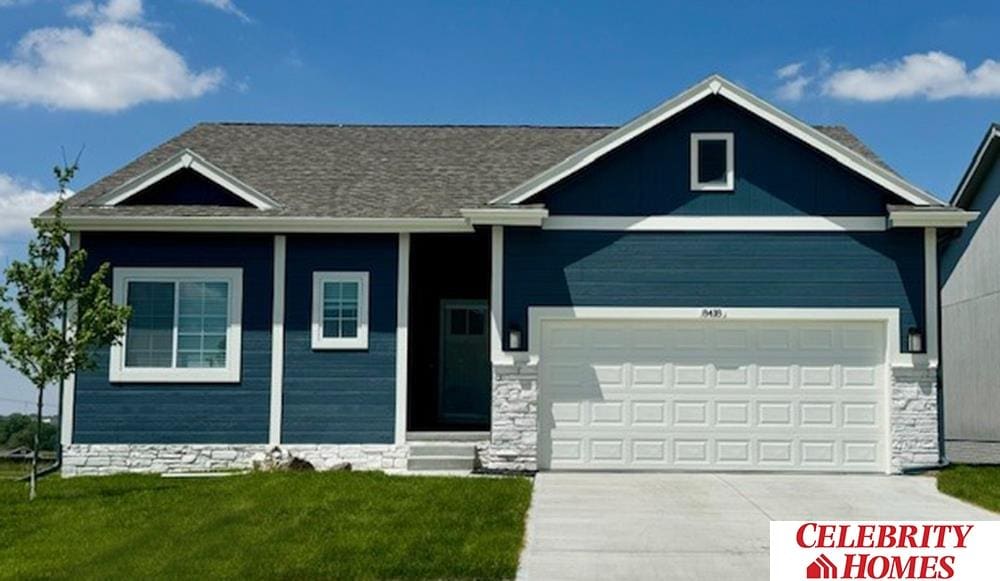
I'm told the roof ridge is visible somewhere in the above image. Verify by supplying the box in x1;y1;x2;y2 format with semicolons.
198;121;617;130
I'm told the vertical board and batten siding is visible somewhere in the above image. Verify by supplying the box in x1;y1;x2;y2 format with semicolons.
281;234;398;444
74;233;273;444
503;229;925;352
537;96;897;216
941;156;1000;442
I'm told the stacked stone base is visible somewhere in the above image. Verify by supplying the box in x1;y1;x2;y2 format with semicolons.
62;444;408;477
890;365;941;472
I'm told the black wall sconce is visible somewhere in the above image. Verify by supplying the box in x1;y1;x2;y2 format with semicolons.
907;327;924;353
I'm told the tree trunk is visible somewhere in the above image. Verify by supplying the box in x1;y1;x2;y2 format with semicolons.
29;385;44;501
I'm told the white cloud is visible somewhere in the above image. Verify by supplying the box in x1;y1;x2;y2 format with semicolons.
0;174;60;238
776;76;811;101
776;62;804;79
0;0;223;112
823;51;1000;101
192;0;250;23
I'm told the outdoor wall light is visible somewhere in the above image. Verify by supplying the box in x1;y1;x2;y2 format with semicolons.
508;327;522;350
907;327;924;353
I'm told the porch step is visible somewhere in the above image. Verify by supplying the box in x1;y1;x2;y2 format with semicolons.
409;443;477;457
406;431;488;442
407;456;475;471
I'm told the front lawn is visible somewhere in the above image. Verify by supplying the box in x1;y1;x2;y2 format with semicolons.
937;464;1000;513
0;471;533;580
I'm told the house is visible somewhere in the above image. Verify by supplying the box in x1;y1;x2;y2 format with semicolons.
941;123;1000;464
51;75;978;476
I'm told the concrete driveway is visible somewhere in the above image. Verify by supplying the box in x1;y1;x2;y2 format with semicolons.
518;473;995;580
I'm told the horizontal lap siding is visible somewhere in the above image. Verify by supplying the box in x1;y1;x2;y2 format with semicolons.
504;229;924;352
538;96;894;216
281;235;397;444
74;233;273;444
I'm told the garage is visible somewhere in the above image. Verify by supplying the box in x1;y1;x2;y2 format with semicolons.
538;316;888;472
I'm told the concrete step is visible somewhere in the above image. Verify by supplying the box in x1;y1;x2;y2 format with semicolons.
407;456;475;471
406;431;488;442
408;443;477;457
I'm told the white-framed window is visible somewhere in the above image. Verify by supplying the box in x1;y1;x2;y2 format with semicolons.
312;272;369;350
690;132;735;191
110;268;243;383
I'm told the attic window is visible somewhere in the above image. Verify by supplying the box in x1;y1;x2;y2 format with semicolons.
690;133;734;191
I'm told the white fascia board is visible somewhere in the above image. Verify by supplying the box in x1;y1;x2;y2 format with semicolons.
491;75;939;208
460;207;549;226
543;215;887;232
57;216;474;233
93;149;281;210
888;210;979;228
951;125;1000;206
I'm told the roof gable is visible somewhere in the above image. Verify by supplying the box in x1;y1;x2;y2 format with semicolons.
91;149;281;210
952;123;1000;208
490;75;940;207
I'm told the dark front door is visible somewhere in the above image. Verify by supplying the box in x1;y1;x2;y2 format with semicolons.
438;300;490;424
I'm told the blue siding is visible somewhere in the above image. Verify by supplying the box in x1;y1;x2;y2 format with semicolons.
538;96;897;216
281;235;397;444
504;229;924;351
74;233;273;444
119;169;253;207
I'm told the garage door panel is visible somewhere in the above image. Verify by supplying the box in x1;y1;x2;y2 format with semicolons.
539;319;887;472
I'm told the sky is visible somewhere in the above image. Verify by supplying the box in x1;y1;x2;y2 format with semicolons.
0;0;998;413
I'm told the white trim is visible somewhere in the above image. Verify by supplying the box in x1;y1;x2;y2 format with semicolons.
57;215;474;234
925;228;939;367
60;232;80;447
268;235;286;446
690;132;734;191
888;209;979;228
952;125;1000;206
460;207;549;226
311;272;370;350
110;267;243;383
395;233;410;445
525;306;915;367
94;149;280;210
490;226;505;363
542;215;888;232
490;75;939;207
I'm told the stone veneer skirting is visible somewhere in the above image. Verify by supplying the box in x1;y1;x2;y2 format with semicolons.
480;362;941;474
62;444;408;477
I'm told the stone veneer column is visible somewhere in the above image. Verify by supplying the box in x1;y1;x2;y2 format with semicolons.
890;365;940;472
482;363;539;471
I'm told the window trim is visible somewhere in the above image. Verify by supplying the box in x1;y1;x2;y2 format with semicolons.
110;267;243;384
311;271;370;350
690;132;735;192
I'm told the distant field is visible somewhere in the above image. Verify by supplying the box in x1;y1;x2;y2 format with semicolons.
0;459;55;480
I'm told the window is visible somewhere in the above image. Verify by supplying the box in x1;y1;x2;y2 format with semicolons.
690;132;734;191
110;268;243;383
312;272;369;350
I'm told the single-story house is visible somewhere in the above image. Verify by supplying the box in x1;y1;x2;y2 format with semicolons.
52;75;978;476
941;123;1000;463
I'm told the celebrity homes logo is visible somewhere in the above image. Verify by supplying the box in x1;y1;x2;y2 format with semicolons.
770;521;1000;581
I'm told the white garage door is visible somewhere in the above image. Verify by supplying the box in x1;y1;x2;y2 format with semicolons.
539;318;887;472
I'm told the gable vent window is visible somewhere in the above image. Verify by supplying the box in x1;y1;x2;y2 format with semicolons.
690;132;735;191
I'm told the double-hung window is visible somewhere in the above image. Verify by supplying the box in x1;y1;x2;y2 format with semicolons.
690;132;735;191
312;272;369;350
110;268;243;383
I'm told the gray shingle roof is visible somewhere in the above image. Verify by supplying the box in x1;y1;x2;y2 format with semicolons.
63;122;891;218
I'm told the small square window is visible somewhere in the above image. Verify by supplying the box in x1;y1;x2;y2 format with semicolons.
312;272;369;350
690;132;734;191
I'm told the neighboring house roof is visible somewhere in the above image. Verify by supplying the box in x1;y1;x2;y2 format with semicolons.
952;123;1000;208
59;77;919;220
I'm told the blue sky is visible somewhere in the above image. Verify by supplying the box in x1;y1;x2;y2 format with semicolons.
0;0;998;413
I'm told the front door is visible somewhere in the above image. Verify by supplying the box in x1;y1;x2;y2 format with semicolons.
438;300;490;424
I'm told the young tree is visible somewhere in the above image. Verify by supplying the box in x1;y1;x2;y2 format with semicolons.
0;162;131;499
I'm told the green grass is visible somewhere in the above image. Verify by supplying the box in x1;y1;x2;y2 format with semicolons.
0;471;533;580
937;464;1000;513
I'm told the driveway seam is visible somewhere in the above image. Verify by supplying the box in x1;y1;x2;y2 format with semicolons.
714;474;776;520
